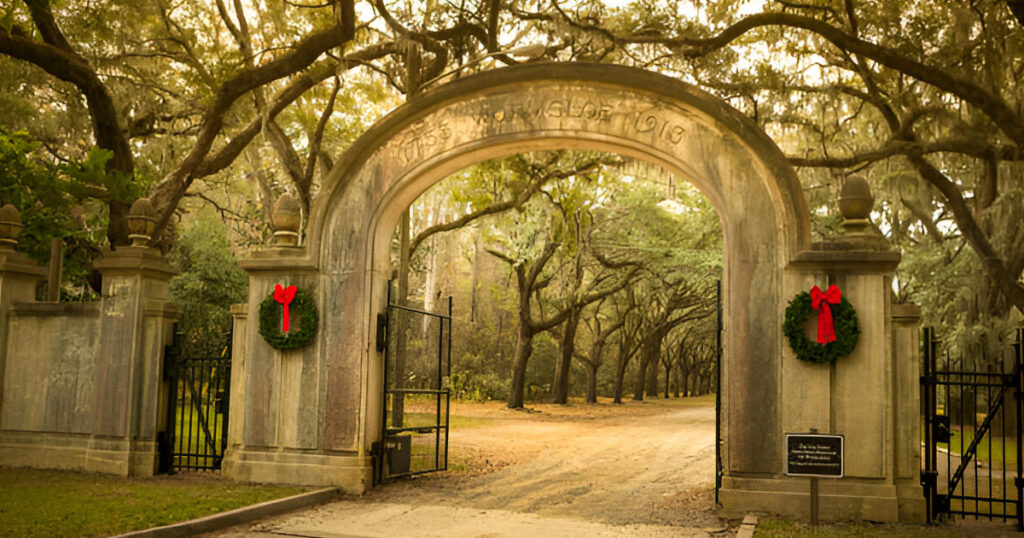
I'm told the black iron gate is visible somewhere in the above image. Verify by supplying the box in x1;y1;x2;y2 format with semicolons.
715;279;723;505
159;328;232;473
373;283;452;484
922;327;1024;528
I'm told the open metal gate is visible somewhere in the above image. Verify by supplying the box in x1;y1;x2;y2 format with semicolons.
374;283;452;483
715;279;723;505
922;327;1024;528
159;327;231;473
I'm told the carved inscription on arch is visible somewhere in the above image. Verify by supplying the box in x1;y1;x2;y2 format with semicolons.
470;95;688;146
633;110;686;144
473;96;613;126
394;119;452;161
378;88;701;181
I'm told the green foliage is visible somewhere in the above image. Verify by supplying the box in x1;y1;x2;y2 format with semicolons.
169;214;248;357
451;355;507;402
63;147;150;204
0;126;107;298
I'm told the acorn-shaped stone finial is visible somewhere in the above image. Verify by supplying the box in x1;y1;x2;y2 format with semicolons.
127;198;158;246
838;175;874;222
272;194;301;246
0;204;23;250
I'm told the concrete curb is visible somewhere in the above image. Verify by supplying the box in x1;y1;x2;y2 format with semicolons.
736;513;758;538
114;487;340;538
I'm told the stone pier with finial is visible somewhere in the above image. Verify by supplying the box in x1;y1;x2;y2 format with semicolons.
0;199;181;476
719;175;925;522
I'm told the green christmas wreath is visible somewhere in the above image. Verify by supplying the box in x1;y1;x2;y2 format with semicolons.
782;290;859;364
258;284;318;351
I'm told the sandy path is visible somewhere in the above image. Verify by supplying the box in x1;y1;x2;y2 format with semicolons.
211;397;727;536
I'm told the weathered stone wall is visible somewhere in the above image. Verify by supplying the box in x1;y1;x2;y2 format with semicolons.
0;246;179;476
1;303;101;433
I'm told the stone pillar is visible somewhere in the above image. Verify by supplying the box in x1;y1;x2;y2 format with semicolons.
88;198;180;475
0;205;47;419
223;194;369;491
891;303;924;521
92;244;179;475
721;176;925;522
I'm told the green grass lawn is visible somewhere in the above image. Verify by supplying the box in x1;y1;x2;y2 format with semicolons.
939;427;1019;467
0;467;306;538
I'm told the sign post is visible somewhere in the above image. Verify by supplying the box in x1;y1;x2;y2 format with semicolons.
786;433;844;526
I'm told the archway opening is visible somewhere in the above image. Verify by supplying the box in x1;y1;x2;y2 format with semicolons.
376;149;724;525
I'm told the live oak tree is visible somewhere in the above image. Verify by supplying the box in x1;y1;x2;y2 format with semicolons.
514;0;1024;323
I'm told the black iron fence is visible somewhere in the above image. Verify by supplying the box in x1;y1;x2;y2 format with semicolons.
159;329;232;473
922;327;1024;528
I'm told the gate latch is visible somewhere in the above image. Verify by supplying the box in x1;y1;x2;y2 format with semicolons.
933;415;951;444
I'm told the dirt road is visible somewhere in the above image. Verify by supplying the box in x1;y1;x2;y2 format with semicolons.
212;396;728;537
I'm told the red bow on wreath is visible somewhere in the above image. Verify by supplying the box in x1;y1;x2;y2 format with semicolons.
810;284;841;344
273;284;298;332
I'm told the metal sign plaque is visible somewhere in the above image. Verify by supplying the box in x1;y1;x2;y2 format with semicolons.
785;433;844;478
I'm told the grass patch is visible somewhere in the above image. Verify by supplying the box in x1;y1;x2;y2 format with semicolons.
0;467;306;538
756;517;962;537
940;427;1018;466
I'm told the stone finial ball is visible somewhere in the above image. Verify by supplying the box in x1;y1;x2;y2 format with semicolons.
129;197;157;218
0;203;23;245
272;193;302;232
838;175;874;220
0;203;22;224
127;197;157;240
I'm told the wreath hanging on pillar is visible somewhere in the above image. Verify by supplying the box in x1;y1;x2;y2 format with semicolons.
783;285;859;364
259;284;319;351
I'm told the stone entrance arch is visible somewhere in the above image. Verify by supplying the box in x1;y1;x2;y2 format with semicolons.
226;63;924;522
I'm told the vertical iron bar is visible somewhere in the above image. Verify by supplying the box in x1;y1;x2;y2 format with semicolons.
223;356;232;462
715;279;722;507
213;360;221;467
444;296;452;470
945;351;951;515
1015;328;1023;530
923;326;934;523
185;360;195;470
1002;369;1008;519
959;350;965;517
974;366;979;518
222;327;233;460
163;328;180;474
177;360;185;470
435;304;443;472
204;358;214;468
988;380;993;519
380;282;392;483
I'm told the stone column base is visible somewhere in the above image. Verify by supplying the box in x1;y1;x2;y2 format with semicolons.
719;477;926;523
222;447;371;493
0;431;158;476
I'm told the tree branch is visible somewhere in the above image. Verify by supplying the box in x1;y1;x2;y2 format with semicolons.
668;12;1024;143
149;21;356;240
788;138;1022;168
